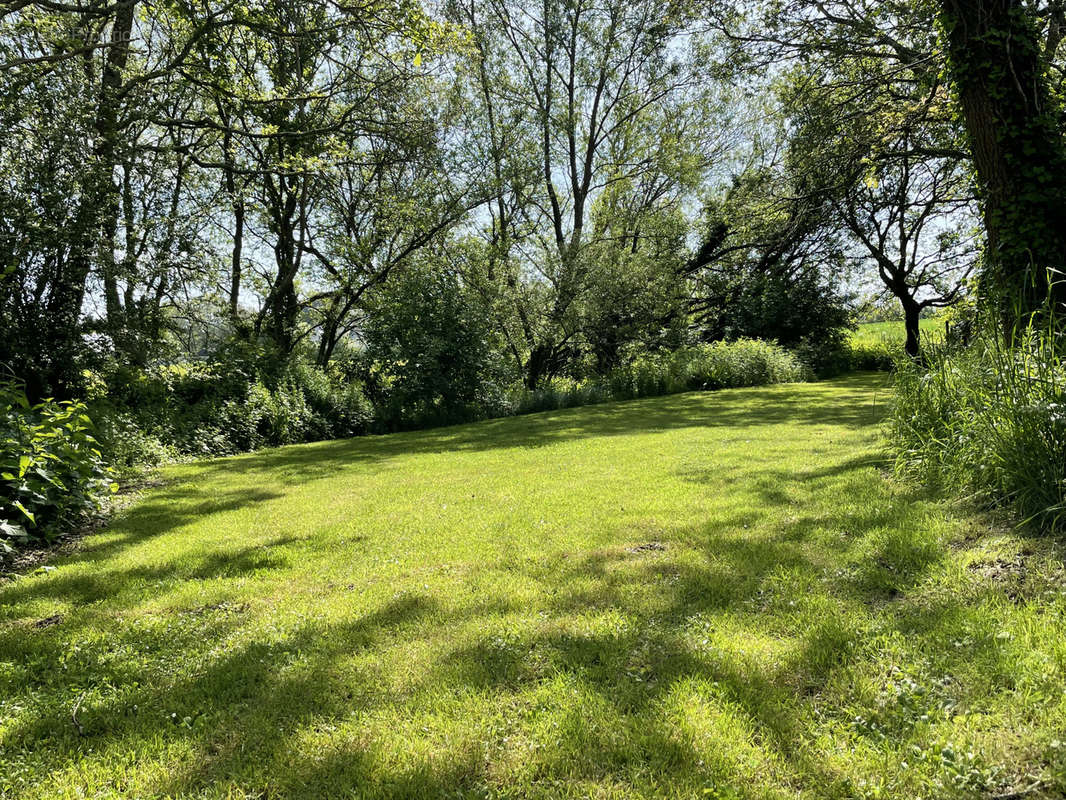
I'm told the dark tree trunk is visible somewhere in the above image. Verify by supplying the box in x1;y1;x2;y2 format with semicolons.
220;124;244;324
229;198;244;320
939;0;1066;321
903;300;921;359
255;173;301;354
43;0;136;396
525;342;553;389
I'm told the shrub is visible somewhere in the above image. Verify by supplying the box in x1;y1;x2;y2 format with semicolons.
285;360;375;440
681;339;812;388
513;379;610;415
515;338;810;414
360;263;516;429
92;353;374;461
849;339;897;371
794;329;853;377
693;251;856;377
94;412;175;481
1;381;115;551
892;326;1066;533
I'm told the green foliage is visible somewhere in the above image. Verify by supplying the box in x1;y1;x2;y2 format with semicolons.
848;320;944;372
92;412;175;483
93;351;374;461
612;338;812;396
515;339;810;414
361;264;516;429
81;335;804;484
892;326;1066;532
793;328;853;377
689;170;856;376
849;339;898;372
702;265;854;374
0;381;114;550
512;379;611;415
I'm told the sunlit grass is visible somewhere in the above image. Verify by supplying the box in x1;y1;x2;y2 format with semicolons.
851;318;942;347
2;374;1064;798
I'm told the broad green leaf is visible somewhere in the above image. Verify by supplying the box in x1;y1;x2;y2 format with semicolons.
13;501;35;525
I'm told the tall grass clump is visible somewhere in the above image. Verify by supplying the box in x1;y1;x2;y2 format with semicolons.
893;323;1066;532
681;338;813;388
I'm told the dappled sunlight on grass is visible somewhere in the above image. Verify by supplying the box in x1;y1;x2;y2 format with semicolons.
2;374;1065;798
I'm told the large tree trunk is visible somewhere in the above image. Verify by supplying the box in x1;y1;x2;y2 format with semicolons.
939;0;1066;321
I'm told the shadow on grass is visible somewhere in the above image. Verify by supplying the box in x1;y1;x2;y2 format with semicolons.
62;485;287;568
180;374;892;486
0;541;292;609
5;373;1045;798
0;481;971;799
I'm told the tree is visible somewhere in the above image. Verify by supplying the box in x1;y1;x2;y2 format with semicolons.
780;50;977;357
710;0;1066;323
0;0;241;394
360;256;514;427
835;135;977;356
684;162;855;371
453;0;721;386
936;0;1066;322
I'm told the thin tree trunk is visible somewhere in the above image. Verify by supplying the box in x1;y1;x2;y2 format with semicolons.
220;124;244;322
903;300;921;358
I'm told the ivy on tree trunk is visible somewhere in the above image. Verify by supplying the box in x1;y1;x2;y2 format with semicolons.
938;0;1066;321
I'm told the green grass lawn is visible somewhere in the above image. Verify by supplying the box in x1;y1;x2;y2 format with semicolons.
2;374;1065;799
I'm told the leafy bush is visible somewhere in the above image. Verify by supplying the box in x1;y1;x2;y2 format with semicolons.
608;339;811;399
513;379;610;415
892;326;1066;532
94;411;175;481
683;338;812;388
849;339;897;371
1;381;114;551
360;264;516;429
514;339;810;414
794;329;853;376
694;251;856;378
93;353;374;460
286;360;375;440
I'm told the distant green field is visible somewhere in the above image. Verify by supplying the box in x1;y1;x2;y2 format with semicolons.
851;318;942;347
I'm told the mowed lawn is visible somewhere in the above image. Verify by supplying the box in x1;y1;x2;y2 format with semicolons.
3;374;1066;799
